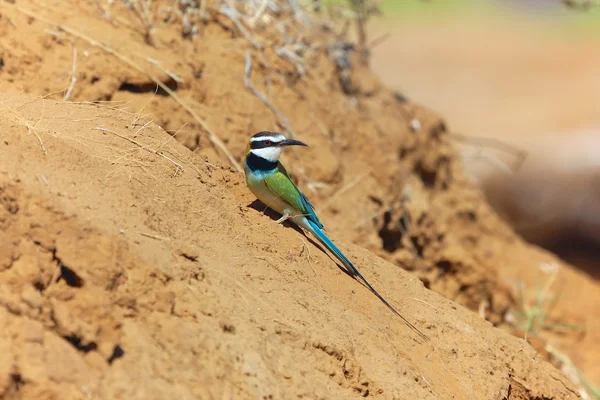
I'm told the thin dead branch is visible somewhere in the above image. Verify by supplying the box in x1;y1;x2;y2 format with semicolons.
140;232;170;240
125;0;156;45
63;40;78;101
275;47;306;75
5;1;242;172
248;0;270;27
220;4;262;49
143;55;184;83
244;51;296;137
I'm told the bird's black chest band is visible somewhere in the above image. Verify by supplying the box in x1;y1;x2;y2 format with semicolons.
246;152;278;172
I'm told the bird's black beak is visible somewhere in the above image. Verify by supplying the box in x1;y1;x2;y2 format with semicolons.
278;139;308;147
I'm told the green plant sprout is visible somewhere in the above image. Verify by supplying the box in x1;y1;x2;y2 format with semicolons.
547;344;600;400
510;262;584;338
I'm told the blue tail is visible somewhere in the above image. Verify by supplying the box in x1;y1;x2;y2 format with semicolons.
305;220;428;340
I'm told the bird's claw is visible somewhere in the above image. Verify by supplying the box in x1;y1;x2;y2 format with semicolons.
275;213;290;225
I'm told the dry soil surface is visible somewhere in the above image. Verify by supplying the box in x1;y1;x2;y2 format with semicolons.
0;1;595;399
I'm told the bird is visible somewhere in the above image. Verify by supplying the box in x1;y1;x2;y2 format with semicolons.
244;131;428;340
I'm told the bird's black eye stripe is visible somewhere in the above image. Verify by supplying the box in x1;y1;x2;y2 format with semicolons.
251;140;275;149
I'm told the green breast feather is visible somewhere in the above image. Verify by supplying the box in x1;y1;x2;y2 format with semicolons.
264;163;323;229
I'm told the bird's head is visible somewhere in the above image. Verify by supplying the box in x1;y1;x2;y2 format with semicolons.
246;131;308;162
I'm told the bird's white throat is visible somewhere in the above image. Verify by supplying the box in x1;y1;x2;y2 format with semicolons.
250;147;282;162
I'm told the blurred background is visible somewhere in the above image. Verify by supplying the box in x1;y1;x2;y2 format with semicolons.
366;0;600;278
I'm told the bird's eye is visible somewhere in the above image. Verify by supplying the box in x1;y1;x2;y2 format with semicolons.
263;140;271;146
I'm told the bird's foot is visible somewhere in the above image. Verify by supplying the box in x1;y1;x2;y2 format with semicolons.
275;213;290;225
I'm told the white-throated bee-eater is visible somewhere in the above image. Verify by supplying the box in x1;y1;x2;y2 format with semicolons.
244;131;428;340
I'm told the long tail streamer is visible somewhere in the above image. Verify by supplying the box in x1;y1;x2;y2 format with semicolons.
306;220;429;341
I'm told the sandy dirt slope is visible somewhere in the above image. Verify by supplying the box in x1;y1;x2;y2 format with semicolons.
0;0;595;398
0;91;580;400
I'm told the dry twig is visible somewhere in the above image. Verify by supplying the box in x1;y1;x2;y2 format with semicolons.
63;40;78;101
0;99;48;155
5;1;242;172
248;0;270;27
244;51;296;137
140;232;170;240
220;4;262;49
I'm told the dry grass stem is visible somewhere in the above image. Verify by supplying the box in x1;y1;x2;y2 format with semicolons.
220;5;262;49
137;53;184;83
275;47;306;75
140;232;170;241
247;0;270;27
244;51;296;137
63;40;78;101
95;126;184;175
6;1;242;172
0;99;48;155
299;238;317;276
